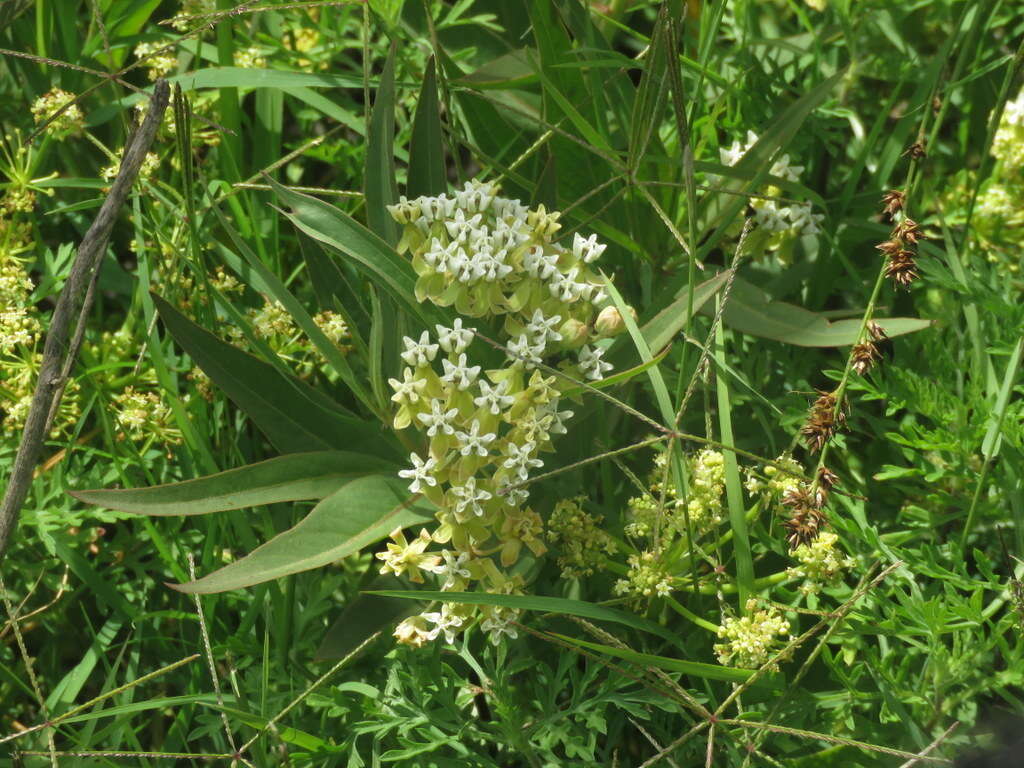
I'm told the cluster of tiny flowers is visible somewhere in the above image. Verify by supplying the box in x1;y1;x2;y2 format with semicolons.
134;42;177;80
614;550;673;599
719;130;823;260
743;454;803;500
787;531;855;594
100;151;160;183
233;46;266;69
547;498;617;578
714;598;791;669
112;386;183;446
381;181;617;647
625;448;727;539
30;89;84;139
168;0;216;31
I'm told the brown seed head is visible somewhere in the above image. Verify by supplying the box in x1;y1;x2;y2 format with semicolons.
800;390;846;453
867;321;888;342
903;142;927;160
781;486;828;548
881;190;905;218
875;239;904;257
893;218;922;244
851;341;881;375
884;250;919;288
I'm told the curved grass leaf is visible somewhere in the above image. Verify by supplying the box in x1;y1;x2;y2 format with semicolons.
640;270;730;354
365;590;678;644
152;294;393;456
547;632;778;686
407;57;446;198
172;476;433;594
701;277;933;347
70;452;396;516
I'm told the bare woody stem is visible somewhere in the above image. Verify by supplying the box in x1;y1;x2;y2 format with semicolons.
0;79;171;562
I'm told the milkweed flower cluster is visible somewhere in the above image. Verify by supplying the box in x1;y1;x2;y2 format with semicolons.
380;180;618;646
719;130;823;261
714;598;791;669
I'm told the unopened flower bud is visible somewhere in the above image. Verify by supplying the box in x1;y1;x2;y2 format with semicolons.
557;318;590;349
594;305;635;337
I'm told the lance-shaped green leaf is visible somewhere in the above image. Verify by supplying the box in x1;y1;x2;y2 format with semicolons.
407;56;446;199
152;295;394;457
365;43;399;245
316;575;417;661
171;476;433;594
268;178;446;329
547;633;779;686
70;452;397;516
365;590;678;645
701;277;933;347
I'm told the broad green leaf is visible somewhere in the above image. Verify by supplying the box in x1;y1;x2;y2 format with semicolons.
366;590;678;644
268;179;446;329
454;49;537;90
640;270;730;353
701;277;933;347
407;57;446;198
172;476;433;593
316;576;418;661
70;452;396;516
366;44;399;245
152;295;393;456
547;633;777;686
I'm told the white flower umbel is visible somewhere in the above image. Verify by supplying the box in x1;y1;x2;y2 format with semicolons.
398;452;438;494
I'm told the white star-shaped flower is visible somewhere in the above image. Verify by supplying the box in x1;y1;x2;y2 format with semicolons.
400;331;439;367
422;606;464;644
506;333;544;369
429;550;472;590
397;452;438;494
578;345;613;381
525;309;562;345
441;353;481;390
474;379;514;416
454;419;497;457
451;477;492;520
523;245;560;280
436;319;476;354
388;367;427;404
572;232;607;264
502;440;544;481
417;399;460;436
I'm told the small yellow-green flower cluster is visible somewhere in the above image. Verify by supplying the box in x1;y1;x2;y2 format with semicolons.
719;131;823;263
233;46;266;69
714;598;791;669
30;89;84;139
744;453;804;499
134;42;177;80
112;386;182;446
168;0;216;31
787;531;854;594
547;498;617;578
614;550;673;599
625;448;727;539
381;180;616;646
100;151;160;183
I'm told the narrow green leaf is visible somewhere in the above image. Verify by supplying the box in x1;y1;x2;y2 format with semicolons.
407;56;446;198
547;633;775;686
152;295;393;456
365;43;399;245
700;277;933;347
640;271;730;354
454;49;537;90
316;576;417;661
172;476;433;594
70;452;396;516
268;178;446;329
366;590;678;644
